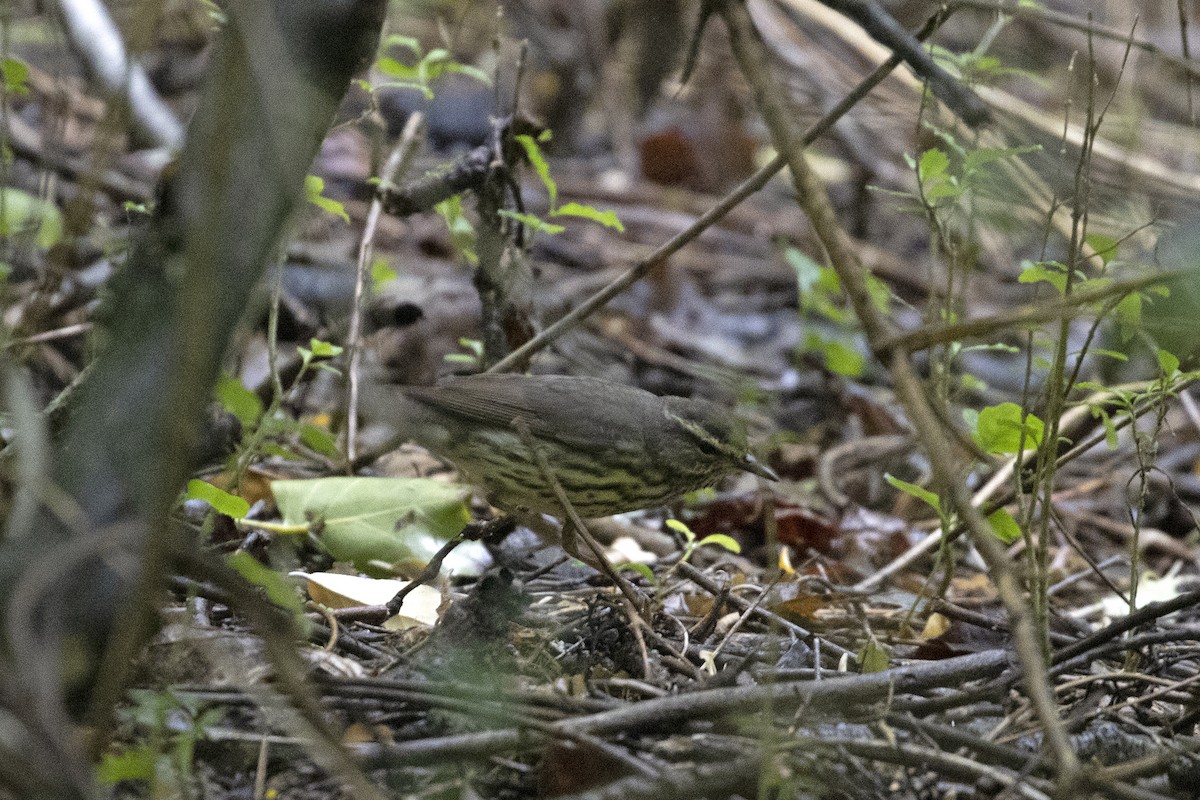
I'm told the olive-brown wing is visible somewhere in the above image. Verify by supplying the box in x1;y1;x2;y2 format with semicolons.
404;375;655;452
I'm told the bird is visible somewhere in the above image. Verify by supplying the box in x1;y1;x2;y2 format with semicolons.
372;372;777;520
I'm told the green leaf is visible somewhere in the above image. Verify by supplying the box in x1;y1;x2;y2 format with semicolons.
443;62;491;85
304;175;349;223
616;562;657;584
513;133;556;208
986;508;1022;544
445;337;484;365
435;195;478;264
496;209;564;235
961;144;1039;181
214;374;263;427
958;373;988;392
1114;292;1142;342
1;57;30;96
1157;349;1180;377
97;747;157;784
382;35;422;55
272;477;471;571
858;639;890;673
299;423;339;458
1094;407;1119;450
866;274;892;314
419;48;452;82
786;247;823;296
820;338;865;377
371;258;398;286
924;178;960;203
226;551;308;620
0;187;63;248
665;517;696;542
1085;232;1119;265
975;402;1044;453
372;76;433;100
917;148;949;183
962;342;1020;354
885;474;941;513
185;480;250;519
696;533;741;554
1087;348;1128;362
551;202;625;233
1019;260;1067;294
308;338;343;358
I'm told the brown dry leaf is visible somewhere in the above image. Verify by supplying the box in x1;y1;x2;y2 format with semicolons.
342;722;393;745
950;572;997;603
772;594;828;624
538;740;640;798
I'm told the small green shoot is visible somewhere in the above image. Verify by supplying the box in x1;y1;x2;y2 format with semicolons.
101;691;224;794
184;480;250;519
226;551;309;621
497;209;565;235
214;374;263;428
616;561;657;584
885;474;942;515
374;43;491;100
508;133;625;236
0;187;63;248
298;338;344;376
304;175;349;223
785;245;881;377
1;57;30;95
371;257;398;286
444;337;484;366
666;518;741;563
436;195;478;265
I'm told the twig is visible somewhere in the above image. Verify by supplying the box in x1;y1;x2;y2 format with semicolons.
716;0;1080;785
510;417;702;680
384;517;514;616
877;273;1172;356
357;649;1010;767
51;0;184;149
508;418;645;611
1051;587;1200;666
947;0;1200;77
675;561;850;661
486;7;957;375
346;113;425;462
176;547;389;800
813;0;990;126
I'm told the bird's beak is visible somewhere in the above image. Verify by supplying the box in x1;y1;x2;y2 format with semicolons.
743;453;780;481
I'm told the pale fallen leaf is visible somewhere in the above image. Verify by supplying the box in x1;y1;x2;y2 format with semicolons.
291;571;443;629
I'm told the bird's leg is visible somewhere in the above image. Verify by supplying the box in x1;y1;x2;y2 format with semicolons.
509;417;646;605
507;416;581;556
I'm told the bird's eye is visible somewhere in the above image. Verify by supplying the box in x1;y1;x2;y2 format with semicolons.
695;438;720;457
